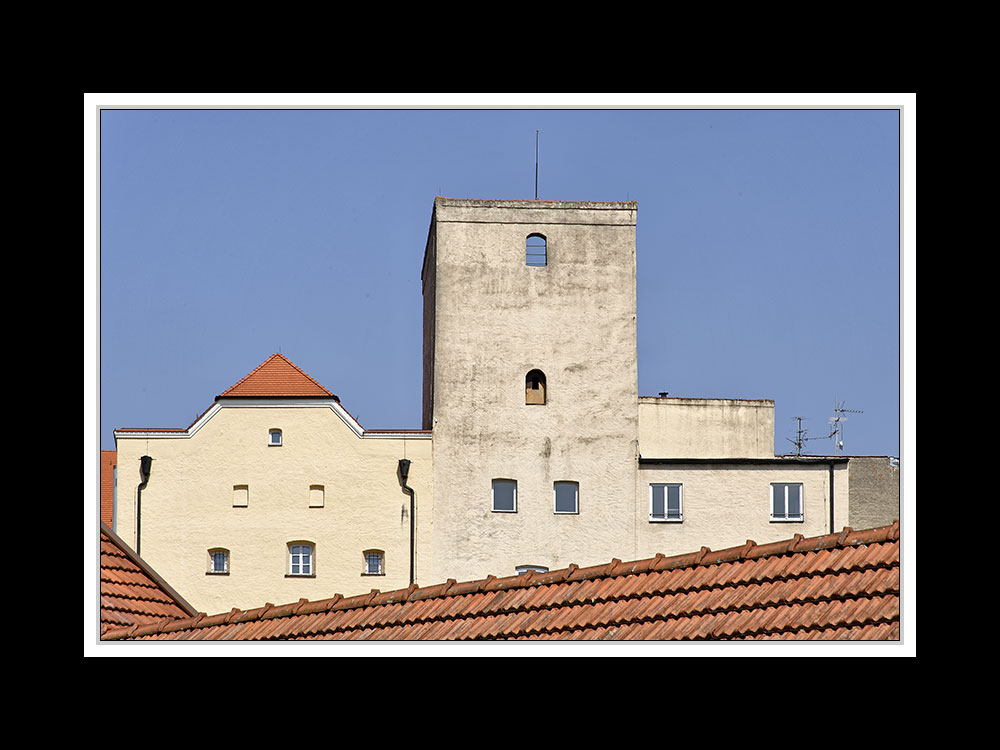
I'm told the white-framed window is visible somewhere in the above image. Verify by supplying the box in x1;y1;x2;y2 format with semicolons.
269;429;282;446
515;564;549;575
770;483;803;521
554;481;579;514
288;542;314;576
526;233;547;266
492;479;517;512
208;548;229;575
363;549;385;576
650;483;683;522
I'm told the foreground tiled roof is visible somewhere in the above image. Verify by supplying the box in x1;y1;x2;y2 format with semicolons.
217;353;337;400
102;522;900;642
100;523;197;636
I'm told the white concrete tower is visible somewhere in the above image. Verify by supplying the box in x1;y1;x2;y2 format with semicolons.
421;197;639;583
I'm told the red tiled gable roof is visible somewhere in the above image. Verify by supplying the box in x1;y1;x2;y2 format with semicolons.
100;450;116;527
217;353;337;400
100;523;197;638
102;522;900;642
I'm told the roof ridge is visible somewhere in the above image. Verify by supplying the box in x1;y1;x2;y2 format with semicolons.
217;353;335;400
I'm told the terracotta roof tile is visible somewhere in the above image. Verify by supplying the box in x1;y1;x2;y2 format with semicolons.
217;353;337;400
100;523;197;637
103;522;900;642
100;451;116;527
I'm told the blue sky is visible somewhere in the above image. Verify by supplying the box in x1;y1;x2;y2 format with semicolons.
89;96;911;461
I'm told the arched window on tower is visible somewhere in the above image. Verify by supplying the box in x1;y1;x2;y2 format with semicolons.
525;369;547;405
526;233;547;266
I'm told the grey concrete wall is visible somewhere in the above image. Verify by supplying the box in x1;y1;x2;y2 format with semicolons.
848;456;900;530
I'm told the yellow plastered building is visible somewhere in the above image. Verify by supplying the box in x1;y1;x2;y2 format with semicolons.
112;197;892;613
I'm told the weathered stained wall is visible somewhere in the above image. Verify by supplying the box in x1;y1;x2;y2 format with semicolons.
847;456;900;530
639;397;775;459
426;198;639;581
115;402;432;614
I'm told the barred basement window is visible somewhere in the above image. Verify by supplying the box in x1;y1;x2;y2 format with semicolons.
363;549;385;576
208;548;229;575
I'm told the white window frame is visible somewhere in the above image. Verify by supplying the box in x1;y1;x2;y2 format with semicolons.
269;429;282;446
288;543;314;576
553;481;579;514
515;564;549;575
492;479;518;513
649;483;683;522
770;482;804;522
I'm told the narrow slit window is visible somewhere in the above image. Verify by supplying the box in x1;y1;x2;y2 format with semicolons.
526;233;547;266
525;369;547;405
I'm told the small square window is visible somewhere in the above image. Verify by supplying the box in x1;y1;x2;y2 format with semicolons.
771;483;803;521
269;429;282;446
554;481;579;514
650;484;683;522
492;479;517;512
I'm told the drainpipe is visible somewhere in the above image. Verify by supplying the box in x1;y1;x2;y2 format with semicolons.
398;458;415;585
136;455;153;555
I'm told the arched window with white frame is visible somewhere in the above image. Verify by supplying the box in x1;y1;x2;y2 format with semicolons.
288;542;314;576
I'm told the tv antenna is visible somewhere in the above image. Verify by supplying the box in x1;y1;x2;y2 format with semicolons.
785;416;830;456
828;399;863;455
534;130;539;200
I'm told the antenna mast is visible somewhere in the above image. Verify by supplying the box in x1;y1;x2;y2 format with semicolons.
786;416;829;456
828;399;863;455
534;130;539;200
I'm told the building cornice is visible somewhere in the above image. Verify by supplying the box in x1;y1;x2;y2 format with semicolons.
113;398;432;442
